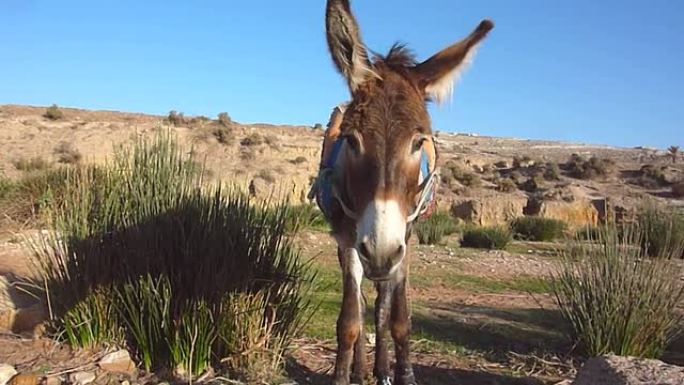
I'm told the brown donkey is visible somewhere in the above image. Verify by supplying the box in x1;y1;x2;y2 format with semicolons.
316;1;493;384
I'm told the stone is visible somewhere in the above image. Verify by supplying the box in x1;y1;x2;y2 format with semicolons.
68;372;96;385
572;355;684;385
8;374;39;385
44;376;63;385
0;365;17;385
450;196;526;226
98;350;136;376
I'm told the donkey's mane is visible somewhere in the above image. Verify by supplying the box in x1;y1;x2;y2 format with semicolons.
373;43;417;71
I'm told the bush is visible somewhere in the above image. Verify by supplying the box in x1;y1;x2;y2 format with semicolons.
495;177;517;193
167;110;185;126
552;226;684;358
511;217;567;242
566;155;615;180
54;142;82;164
636;164;669;188
44;104;64;120
0;167;70;227
26;133;315;380
636;203;684;258
415;211;458;245
217;112;232;127
460;226;512;250
241;133;264;146
441;161;482;188
212;127;235;145
544;162;561;181
13;156;50;172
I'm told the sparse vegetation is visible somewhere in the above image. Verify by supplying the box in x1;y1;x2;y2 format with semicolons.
13;156;50;172
27;133;316;381
552;225;684;358
167;110;186;126
494;177;517;193
54;141;82;164
636;164;669;188
511;217;567;242
544;162;561;181
460;225;512;250
213;127;235;145
218;112;232;127
565;154;615;180
441;161;482;188
415;211;458;245
44;104;64;120
241;133;264;146
256;169;276;183
668;145;679;164
313;123;323;130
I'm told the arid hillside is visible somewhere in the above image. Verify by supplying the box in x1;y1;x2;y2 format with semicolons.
2;104;682;231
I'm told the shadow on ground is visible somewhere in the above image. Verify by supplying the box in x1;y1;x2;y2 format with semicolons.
412;301;570;359
286;360;545;385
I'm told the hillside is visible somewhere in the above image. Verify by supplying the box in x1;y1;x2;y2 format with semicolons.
2;104;682;231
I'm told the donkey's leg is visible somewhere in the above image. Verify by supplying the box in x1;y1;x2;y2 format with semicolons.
351;293;367;384
390;276;416;385
373;281;392;385
334;248;365;385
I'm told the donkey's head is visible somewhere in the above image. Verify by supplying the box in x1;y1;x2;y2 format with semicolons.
326;0;493;280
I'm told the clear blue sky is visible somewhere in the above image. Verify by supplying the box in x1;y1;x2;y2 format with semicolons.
1;0;682;149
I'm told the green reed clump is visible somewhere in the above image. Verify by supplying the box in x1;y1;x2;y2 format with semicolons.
415;211;458;245
27;132;316;380
460;225;512;250
511;216;567;242
551;226;684;358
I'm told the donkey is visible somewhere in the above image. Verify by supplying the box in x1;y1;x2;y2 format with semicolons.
317;1;493;384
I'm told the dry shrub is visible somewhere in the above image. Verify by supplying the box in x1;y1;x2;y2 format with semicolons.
636;164;669;188
167;110;186;126
552;225;684;358
217;112;232;127
54;142;82;164
241;133;264;146
212;127;235;145
289;156;308;165
494;177;517;193
44;104;64;120
565;154;615;180
13;156;50;172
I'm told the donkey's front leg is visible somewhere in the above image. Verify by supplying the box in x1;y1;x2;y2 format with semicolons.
373;281;392;385
334;248;365;385
390;276;416;385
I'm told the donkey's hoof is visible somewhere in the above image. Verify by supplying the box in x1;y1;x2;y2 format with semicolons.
376;376;392;385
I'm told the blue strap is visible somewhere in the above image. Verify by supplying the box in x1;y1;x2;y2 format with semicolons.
318;139;346;220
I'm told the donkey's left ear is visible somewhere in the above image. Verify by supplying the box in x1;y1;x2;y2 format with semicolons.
413;20;494;104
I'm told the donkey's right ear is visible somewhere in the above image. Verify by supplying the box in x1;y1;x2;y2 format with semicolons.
326;0;375;93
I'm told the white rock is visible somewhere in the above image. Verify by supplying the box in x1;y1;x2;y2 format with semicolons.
0;365;17;385
98;349;135;375
68;371;96;385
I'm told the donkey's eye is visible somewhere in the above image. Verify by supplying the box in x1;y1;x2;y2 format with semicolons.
345;135;361;155
412;137;427;153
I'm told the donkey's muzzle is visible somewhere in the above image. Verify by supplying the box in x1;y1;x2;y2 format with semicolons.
358;239;406;281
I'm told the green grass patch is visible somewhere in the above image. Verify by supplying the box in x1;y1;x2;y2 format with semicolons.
511;217;567;242
415;211;458;245
460;226;512;250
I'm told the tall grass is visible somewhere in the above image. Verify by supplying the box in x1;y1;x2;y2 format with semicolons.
415;211;458;245
27;132;316;381
551;226;684;358
636;202;684;258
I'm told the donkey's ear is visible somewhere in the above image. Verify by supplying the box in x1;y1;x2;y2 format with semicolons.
413;20;494;104
326;0;375;93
